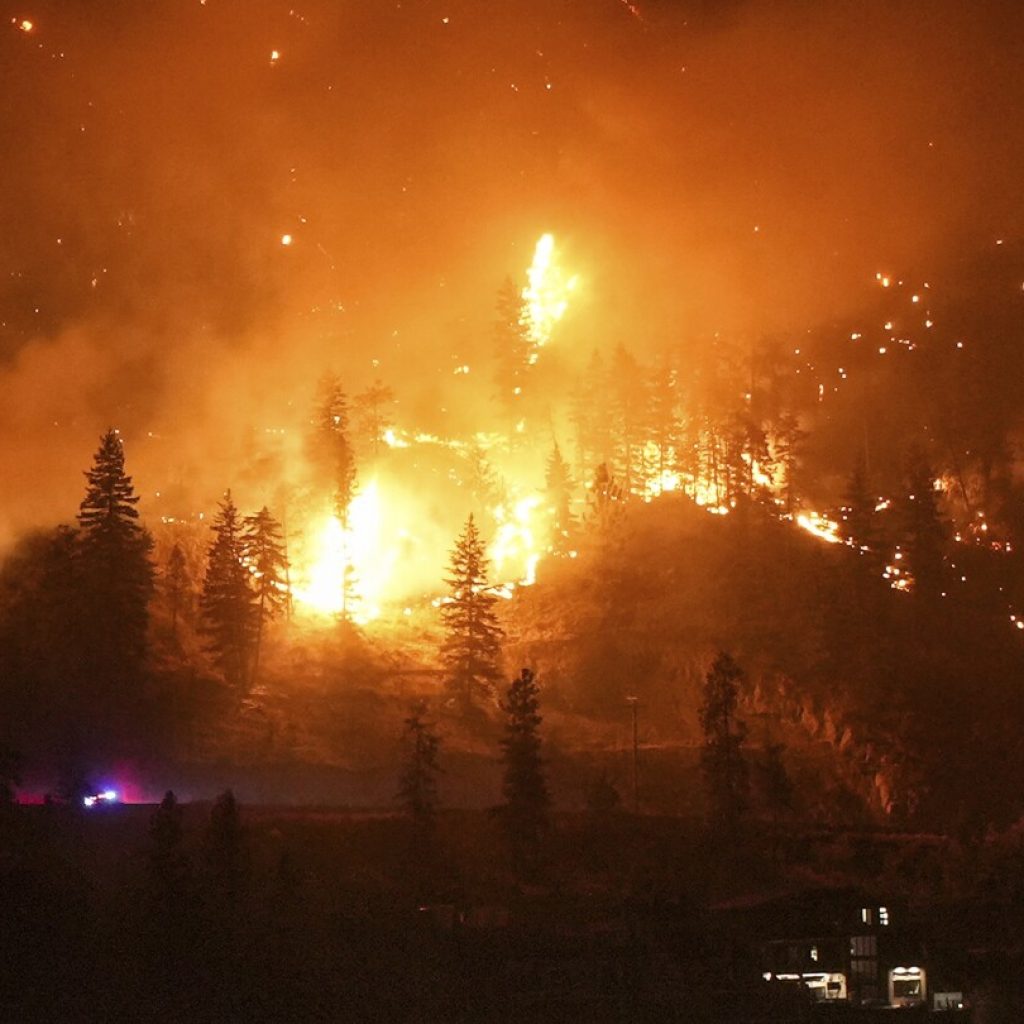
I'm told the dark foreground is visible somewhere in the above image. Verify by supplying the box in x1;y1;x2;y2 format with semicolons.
1;803;1018;1022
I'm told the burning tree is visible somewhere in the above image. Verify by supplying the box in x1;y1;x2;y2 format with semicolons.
586;462;624;532
311;375;359;620
312;374;358;511
493;276;532;424
440;514;504;708
353;378;396;459
397;701;442;835
200;492;256;690
699;651;750;827
901;451;948;599
77;429;155;682
163;542;190;638
500;667;549;871
544;441;575;553
243;506;289;687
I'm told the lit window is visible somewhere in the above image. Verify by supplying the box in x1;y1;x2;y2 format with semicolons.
861;907;873;925
879;906;890;926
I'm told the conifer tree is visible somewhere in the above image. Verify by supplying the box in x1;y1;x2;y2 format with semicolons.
77;429;155;680
243;506;289;687
353;378;396;458
200;492;255;690
842;454;878;550
699;652;749;827
493;277;531;422
902;452;948;599
0;745;21;807
440;515;504;708
544;442;575;553
312;374;358;521
149;790;188;907
397;701;442;834
648;357;681;491
312;375;359;619
465;442;503;526
164;542;190;637
609;345;648;494
587;462;624;532
500;668;549;870
771;411;806;512
204;788;247;903
755;742;794;822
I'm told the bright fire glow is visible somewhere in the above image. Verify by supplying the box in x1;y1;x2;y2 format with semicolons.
291;479;398;623
521;233;578;353
795;511;842;544
490;494;543;588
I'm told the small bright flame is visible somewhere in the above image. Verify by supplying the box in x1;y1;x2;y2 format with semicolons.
796;511;842;544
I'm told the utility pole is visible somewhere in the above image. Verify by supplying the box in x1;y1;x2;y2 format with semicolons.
626;696;639;814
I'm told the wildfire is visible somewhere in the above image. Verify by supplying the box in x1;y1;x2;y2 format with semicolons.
521;233;578;357
795;510;843;545
290;479;397;623
489;494;543;589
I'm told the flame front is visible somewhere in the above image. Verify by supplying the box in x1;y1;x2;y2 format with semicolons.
489;494;543;590
291;479;396;623
521;233;578;360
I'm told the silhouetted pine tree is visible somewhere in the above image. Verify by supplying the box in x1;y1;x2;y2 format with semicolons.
574;350;613;474
500;668;549;871
76;429;155;681
544;442;575;553
609;345;648;494
493;277;531;422
755;742;794;822
149;790;188;907
902;452;948;599
0;745;21;806
397;702;442;836
699;652;749;827
353;378;396;458
440;514;504;708
312;375;359;620
842;454;880;554
465;441;504;529
204;789;247;904
586;462;624;532
313;374;357;521
647;357;681;490
164;542;190;637
200;492;255;690
771;410;806;512
242;506;289;687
